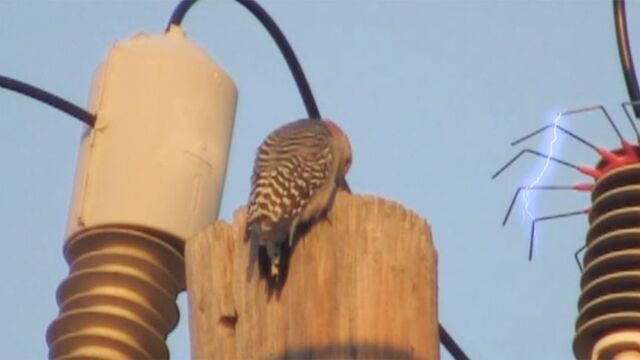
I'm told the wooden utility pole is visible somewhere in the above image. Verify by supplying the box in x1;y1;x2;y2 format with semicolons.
186;192;439;360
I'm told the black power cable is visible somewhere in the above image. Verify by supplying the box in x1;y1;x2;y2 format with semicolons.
167;0;321;119
614;0;640;118
0;0;319;128
234;0;320;119
0;75;94;127
166;0;198;32
440;324;470;360
0;1;200;127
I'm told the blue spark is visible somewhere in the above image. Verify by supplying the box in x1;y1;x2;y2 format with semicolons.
522;112;563;241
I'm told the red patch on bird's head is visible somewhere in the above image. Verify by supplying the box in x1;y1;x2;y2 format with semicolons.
322;119;352;177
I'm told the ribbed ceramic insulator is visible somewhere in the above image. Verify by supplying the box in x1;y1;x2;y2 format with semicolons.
574;164;640;360
46;227;184;360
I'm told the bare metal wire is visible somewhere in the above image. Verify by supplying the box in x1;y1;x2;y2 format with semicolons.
574;244;586;272
622;101;640;138
502;185;585;226
491;149;582;180
528;210;588;261
560;105;624;142
511;124;598;151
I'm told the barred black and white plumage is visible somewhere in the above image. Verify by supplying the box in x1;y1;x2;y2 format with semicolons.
247;118;352;287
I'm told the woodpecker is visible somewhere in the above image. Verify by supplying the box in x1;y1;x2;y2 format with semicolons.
247;118;352;285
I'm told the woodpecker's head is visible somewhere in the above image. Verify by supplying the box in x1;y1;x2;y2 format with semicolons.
323;119;352;193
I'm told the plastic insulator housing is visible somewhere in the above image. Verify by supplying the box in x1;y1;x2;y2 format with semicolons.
66;25;237;244
47;26;237;360
575;164;640;360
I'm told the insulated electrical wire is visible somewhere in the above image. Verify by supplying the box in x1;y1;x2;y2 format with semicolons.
167;0;321;119
0;75;94;126
166;0;197;32
440;324;470;360
0;0;320;128
614;0;640;118
234;0;320;119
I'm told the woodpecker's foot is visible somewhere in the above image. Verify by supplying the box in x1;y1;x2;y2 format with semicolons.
270;262;279;278
320;209;333;226
270;251;281;278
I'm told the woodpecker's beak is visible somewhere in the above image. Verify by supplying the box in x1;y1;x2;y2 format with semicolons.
338;177;351;193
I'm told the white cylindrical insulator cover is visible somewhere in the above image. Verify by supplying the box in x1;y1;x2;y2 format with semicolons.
66;26;237;243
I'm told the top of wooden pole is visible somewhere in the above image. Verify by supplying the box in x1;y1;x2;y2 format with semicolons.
186;192;439;360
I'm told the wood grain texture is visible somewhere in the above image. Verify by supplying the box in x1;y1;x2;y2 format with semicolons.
186;192;438;360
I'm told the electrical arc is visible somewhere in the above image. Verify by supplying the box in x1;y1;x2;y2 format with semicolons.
522;112;562;247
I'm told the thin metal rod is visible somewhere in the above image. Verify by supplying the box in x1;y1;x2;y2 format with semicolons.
235;0;321;119
491;149;582;180
622;101;640;138
439;323;470;360
574;244;586;272
511;124;598;151
614;0;640;118
561;105;624;142
0;74;94;127
502;185;584;226
166;0;198;31
529;210;588;261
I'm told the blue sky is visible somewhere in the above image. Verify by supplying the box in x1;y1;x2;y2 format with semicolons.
2;1;639;359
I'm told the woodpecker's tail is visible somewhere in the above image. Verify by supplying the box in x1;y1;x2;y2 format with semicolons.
248;219;290;291
246;221;261;244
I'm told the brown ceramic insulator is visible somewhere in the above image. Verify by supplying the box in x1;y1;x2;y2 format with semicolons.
46;227;184;360
575;164;640;360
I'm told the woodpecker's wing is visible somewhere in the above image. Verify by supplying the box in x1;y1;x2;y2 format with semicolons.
247;119;334;244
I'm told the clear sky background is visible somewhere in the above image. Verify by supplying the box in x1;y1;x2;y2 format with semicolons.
2;1;640;359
